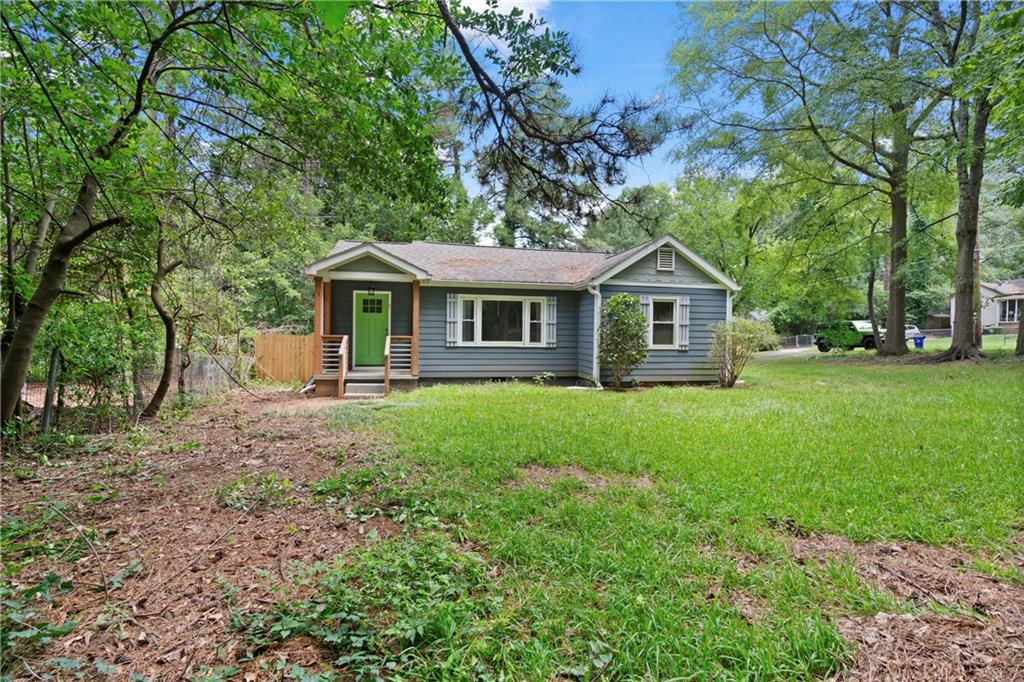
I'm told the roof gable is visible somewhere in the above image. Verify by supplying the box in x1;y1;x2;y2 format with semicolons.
304;242;428;278
589;235;740;291
603;247;719;286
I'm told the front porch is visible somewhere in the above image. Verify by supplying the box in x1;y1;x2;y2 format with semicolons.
312;277;420;398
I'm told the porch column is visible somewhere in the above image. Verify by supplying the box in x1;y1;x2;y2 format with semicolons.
324;280;331;336
313;276;323;374
412;280;420;376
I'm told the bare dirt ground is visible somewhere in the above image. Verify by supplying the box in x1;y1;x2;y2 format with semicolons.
4;391;1023;680
2;390;394;680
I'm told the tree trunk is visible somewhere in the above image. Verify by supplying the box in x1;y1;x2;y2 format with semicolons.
3;114;14;341
1016;319;1023;357
24;193;59;277
0;176;110;422
934;95;991;362
867;257;881;347
141;281;176;418
141;238;182;419
178;315;194;395
881;183;908;356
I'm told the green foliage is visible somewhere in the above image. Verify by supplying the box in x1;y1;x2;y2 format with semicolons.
582;184;674;252
2;0;662;424
980;171;1024;280
313;465;447;529
191;666;242;682
312;468;387;507
707;319;778;388
0;573;76;677
40;301;156;401
215;472;294;511
232;534;500;680
532;371;556;386
598;294;649;389
1;509;87;578
962;5;1024;205
665;1;975;336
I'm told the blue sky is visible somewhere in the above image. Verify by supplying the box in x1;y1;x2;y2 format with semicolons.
540;1;684;188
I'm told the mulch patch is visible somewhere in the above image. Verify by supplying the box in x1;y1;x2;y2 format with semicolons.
789;534;1024;681
2;390;396;681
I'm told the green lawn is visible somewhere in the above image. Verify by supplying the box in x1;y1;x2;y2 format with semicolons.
259;356;1023;679
922;333;1018;351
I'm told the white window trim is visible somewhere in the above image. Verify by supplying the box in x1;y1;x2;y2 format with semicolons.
656;246;676;272
649;297;678;349
457;294;547;347
1000;298;1021;322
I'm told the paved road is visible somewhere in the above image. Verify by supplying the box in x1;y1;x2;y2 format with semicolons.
755;345;817;360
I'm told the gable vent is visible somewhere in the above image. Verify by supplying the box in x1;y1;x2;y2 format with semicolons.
656;246;675;272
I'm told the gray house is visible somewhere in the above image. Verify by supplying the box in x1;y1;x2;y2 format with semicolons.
303;235;739;396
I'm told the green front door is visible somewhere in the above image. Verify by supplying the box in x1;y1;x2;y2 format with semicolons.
354;293;389;365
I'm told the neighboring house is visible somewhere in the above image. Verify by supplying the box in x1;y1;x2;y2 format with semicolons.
949;278;1023;333
303;235;740;396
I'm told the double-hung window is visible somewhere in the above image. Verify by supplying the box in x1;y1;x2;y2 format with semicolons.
527;300;544;344
459;295;546;346
461;299;476;343
1001;298;1020;323
650;298;677;348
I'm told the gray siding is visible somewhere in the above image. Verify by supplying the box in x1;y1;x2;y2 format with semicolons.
330;254;404;274
599;284;726;382
606;248;717;286
418;287;579;378
329;281;413;338
577;290;596;379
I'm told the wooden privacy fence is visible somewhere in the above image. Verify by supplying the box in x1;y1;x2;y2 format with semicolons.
254;334;315;383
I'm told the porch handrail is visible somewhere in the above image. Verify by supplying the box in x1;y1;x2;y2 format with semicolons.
387;336;413;376
337;335;348;398
384;336;392;396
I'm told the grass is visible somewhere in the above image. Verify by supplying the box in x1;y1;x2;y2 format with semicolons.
926;333;1018;351
259;355;1023;680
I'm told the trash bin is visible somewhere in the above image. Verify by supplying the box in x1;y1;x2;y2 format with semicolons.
913;335;926;349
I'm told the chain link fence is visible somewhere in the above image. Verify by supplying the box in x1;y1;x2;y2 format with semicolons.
18;350;253;430
778;334;816;347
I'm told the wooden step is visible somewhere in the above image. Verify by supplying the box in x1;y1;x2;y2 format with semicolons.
345;382;385;397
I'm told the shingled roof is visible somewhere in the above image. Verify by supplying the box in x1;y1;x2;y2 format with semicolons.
320;239;650;286
986;278;1024;296
305;235;741;291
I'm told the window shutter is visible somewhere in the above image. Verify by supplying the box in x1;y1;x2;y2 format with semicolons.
639;294;652;347
639;294;652;320
678;295;690;351
545;296;557;347
446;293;458;347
